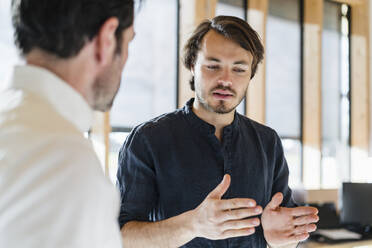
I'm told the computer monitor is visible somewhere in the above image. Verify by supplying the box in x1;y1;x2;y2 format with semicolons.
341;182;372;226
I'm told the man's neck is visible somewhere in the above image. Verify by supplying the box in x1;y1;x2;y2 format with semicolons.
192;98;235;141
25;48;94;107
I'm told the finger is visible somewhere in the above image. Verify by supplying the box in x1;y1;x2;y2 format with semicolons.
287;233;310;243
221;227;255;239
266;192;283;210
208;174;231;199
293;214;319;226
222;218;260;230
292;224;317;235
218;198;257;210
290;206;318;217
222;206;263;221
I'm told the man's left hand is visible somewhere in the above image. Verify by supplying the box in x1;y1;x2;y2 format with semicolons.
261;192;319;247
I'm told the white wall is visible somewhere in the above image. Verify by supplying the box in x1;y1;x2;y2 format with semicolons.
0;0;22;91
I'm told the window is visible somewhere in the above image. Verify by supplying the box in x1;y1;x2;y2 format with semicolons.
266;0;302;188
110;0;177;128
0;1;21;90
321;2;350;188
216;0;245;19
108;132;130;182
108;0;178;182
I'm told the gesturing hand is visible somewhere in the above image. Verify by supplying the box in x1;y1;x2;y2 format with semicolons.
261;192;319;247
190;174;263;240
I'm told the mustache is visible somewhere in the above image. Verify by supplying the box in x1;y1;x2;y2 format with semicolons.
210;85;236;95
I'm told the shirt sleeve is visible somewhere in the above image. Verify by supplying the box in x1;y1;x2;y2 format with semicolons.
271;131;297;208
116;126;158;228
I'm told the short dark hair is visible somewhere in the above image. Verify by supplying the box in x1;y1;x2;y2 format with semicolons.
183;15;264;91
11;0;137;58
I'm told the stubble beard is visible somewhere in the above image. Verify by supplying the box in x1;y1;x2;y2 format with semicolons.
196;91;243;114
91;57;122;112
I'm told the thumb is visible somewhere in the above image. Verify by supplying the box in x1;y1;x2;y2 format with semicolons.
266;192;283;210
208;174;231;199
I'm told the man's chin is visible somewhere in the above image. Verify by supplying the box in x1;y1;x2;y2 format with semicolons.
213;107;235;114
210;102;236;114
198;95;237;114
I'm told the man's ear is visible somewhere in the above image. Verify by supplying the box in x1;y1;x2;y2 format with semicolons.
95;17;119;67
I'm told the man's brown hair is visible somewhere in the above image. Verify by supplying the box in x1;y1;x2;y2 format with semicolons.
183;15;264;91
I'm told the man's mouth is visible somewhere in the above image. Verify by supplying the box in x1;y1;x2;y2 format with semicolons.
212;89;234;99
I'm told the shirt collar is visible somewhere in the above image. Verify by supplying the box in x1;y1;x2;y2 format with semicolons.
10;65;93;133
182;98;240;135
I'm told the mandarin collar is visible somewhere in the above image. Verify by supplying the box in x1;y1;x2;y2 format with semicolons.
182;98;240;135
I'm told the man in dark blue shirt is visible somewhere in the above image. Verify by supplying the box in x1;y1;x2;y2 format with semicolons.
117;16;318;248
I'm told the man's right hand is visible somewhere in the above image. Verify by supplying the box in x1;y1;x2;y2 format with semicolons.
189;174;262;240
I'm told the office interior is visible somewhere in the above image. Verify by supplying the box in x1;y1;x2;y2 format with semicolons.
1;0;372;247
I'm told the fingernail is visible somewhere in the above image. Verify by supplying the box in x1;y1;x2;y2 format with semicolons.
248;201;255;207
255;207;261;213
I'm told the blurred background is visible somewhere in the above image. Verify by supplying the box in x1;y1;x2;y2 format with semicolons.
1;0;372;205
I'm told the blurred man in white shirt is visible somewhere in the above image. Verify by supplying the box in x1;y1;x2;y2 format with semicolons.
0;0;137;247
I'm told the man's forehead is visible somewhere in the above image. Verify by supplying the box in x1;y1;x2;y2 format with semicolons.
199;30;253;62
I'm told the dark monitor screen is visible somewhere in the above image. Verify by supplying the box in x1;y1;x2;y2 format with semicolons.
341;182;372;226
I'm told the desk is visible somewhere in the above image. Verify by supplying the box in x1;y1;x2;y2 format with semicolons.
300;240;372;248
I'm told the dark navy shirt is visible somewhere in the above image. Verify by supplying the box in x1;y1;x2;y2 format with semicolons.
117;98;296;248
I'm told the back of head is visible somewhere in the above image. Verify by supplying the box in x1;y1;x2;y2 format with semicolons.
11;0;135;58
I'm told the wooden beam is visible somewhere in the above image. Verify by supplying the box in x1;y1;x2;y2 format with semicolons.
178;0;217;108
246;0;268;124
350;0;370;181
302;0;323;189
306;189;339;210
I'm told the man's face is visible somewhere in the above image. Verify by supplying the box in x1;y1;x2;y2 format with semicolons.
92;25;135;112
192;30;253;114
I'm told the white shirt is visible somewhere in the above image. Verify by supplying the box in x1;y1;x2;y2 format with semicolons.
0;65;122;248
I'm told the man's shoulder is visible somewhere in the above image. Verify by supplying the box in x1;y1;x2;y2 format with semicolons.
0;88;97;174
0;88;83;136
0;129;97;169
238;113;278;138
0;130;120;247
134;108;185;135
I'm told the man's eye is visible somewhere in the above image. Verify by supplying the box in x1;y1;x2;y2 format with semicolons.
233;68;245;73
206;65;219;70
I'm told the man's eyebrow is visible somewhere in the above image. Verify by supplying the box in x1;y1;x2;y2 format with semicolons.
233;60;249;65
205;57;249;65
206;57;220;62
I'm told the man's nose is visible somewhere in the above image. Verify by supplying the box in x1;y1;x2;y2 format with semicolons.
218;69;233;87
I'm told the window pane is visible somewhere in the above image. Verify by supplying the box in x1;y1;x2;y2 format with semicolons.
0;1;21;90
282;139;302;188
109;132;130;184
266;0;301;187
110;0;177;128
216;0;245;115
216;0;244;19
321;2;350;188
266;0;301;138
